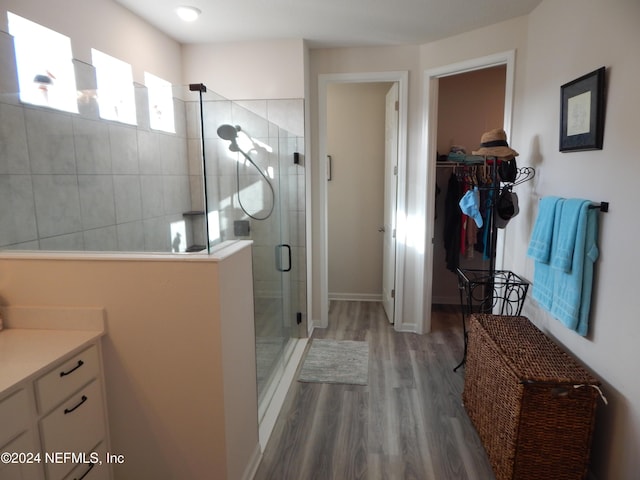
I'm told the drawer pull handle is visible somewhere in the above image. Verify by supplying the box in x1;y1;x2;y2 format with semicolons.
60;360;84;377
75;461;95;480
64;395;88;414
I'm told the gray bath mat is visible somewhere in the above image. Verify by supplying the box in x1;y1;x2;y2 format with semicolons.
298;339;369;385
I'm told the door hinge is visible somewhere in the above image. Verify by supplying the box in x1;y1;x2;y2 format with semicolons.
395;100;399;112
391;289;395;298
392;229;396;239
296;312;303;325
393;165;398;175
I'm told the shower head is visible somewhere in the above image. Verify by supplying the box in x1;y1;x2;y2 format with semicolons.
217;124;240;141
217;124;243;152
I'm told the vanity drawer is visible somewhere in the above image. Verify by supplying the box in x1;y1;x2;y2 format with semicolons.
40;379;106;480
0;430;43;480
0;388;31;446
62;442;110;480
36;345;99;414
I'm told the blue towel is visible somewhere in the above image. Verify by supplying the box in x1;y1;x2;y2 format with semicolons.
550;202;599;335
578;208;599;335
528;198;600;335
529;198;564;309
527;196;561;263
551;198;585;273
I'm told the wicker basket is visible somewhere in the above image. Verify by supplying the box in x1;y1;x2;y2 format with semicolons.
463;314;601;480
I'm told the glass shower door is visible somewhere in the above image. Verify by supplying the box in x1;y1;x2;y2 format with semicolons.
252;118;306;419
189;88;306;421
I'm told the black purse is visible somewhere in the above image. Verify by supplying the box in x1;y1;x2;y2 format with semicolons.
498;157;518;183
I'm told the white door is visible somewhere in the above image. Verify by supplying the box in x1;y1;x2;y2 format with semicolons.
382;83;399;323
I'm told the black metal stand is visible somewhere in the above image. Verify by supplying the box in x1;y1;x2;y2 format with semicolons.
452;161;534;372
454;268;530;371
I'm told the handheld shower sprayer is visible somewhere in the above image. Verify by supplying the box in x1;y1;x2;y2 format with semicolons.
216;124;241;152
216;124;275;220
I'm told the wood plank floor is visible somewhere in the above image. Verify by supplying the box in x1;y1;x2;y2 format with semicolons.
254;301;496;480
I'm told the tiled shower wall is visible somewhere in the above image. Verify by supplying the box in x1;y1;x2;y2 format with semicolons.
0;30;192;252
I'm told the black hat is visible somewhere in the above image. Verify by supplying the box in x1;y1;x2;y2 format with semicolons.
495;188;519;228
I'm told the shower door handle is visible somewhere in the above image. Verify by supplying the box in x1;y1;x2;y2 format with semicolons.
275;244;292;272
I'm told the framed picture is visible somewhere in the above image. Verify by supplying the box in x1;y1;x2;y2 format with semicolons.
559;66;606;152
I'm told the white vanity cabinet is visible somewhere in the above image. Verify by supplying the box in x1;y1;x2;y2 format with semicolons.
37;346;109;480
0;307;111;480
0;388;42;480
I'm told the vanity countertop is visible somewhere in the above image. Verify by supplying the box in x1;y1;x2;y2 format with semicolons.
0;306;106;397
0;329;104;397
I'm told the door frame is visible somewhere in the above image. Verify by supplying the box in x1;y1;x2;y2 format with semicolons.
382;82;399;323
318;71;409;330
421;50;516;333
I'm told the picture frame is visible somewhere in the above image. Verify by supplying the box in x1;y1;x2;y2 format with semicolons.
559;67;606;152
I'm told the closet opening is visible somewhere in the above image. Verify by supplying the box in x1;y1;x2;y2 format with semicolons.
432;65;507;307
422;50;516;335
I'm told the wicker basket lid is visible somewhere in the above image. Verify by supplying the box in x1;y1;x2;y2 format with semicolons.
470;314;599;385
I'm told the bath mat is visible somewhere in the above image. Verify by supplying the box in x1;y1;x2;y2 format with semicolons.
298;339;369;385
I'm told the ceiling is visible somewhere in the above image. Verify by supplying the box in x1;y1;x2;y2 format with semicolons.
114;0;542;48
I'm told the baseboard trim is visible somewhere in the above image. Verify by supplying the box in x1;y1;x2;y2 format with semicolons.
329;292;382;302
431;295;460;305
242;443;261;480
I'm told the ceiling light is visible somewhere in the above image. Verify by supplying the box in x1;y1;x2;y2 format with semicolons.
176;6;201;22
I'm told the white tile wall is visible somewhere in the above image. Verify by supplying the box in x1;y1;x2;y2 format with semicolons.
110;124;139;174
32;175;82;237
116;221;145;251
0;175;37;245
78;175;116;229
1;34;304;261
137;129;163;174
74;117;112;174
0;103;29;173
113;175;143;223
83;226;118;251
25;109;76;174
39;232;84;250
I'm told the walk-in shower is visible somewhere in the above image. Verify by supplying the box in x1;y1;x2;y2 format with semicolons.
189;86;307;423
0;29;307;430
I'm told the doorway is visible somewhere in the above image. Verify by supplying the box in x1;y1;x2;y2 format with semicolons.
318;71;409;330
432;66;507;304
325;81;395;321
422;50;516;332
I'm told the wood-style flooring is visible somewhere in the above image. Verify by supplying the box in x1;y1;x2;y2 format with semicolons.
254;301;496;480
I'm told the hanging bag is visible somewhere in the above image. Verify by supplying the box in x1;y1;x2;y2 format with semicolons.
498;157;518;183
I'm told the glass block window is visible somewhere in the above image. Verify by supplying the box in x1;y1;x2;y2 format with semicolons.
8;12;78;113
91;48;137;125
145;72;175;133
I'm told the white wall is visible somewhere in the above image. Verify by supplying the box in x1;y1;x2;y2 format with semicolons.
421;2;640;478
0;0;183;85
181;39;306;99
326;82;389;299
0;246;259;480
506;1;640;479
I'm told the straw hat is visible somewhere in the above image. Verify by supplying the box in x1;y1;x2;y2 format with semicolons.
472;128;519;158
